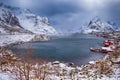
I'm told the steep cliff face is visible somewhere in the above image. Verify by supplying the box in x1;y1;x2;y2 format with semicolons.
0;3;57;35
0;4;31;34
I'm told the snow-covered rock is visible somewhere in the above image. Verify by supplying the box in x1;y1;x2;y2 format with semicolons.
83;17;115;34
0;2;57;35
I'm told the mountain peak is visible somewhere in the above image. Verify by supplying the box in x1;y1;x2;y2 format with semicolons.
82;17;115;34
91;16;101;22
88;16;101;26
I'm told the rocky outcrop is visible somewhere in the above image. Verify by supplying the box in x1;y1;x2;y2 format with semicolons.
31;35;50;41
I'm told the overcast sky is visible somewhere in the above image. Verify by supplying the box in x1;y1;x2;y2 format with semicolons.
1;0;120;32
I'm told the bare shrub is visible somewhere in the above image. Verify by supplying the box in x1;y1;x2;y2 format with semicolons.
12;45;49;80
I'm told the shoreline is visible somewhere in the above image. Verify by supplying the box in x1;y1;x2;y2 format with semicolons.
0;34;120;80
0;34;50;48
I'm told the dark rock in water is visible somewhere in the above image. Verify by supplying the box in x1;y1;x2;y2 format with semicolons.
68;62;77;67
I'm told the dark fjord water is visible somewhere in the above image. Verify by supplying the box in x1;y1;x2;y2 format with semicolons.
10;34;106;66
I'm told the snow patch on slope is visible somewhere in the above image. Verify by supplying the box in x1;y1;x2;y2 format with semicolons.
0;27;6;34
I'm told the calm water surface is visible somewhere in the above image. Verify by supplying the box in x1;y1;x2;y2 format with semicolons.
10;34;106;66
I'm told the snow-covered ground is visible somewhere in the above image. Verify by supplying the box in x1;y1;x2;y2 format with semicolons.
0;34;34;47
0;59;119;80
0;72;14;80
0;34;49;47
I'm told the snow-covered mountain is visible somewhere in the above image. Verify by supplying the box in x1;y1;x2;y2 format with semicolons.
0;3;57;35
82;17;115;34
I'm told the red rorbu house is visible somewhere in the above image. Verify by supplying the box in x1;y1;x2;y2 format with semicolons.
102;39;115;53
104;40;114;47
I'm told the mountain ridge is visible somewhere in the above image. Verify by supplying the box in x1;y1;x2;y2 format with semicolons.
82;17;115;34
0;2;58;35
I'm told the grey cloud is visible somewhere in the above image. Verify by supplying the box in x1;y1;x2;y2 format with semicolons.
1;0;120;32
